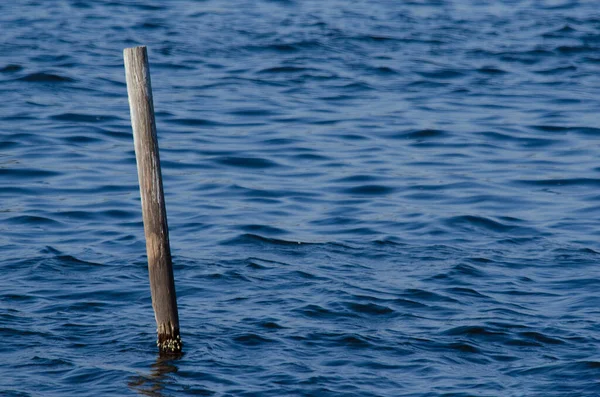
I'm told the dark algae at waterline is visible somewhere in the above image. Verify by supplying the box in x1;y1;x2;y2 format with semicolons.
2;0;600;396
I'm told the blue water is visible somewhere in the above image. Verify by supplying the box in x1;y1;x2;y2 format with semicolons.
2;0;600;395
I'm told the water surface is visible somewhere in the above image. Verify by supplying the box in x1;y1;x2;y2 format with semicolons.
1;1;600;396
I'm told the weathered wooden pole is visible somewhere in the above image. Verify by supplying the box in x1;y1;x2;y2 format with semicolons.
124;46;182;354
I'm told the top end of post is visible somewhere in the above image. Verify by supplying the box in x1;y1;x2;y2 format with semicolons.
123;46;148;57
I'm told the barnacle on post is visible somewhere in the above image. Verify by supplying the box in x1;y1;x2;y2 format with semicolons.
157;333;183;354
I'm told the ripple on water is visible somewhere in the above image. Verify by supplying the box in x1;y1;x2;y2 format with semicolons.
17;72;75;83
214;156;281;169
3;0;600;396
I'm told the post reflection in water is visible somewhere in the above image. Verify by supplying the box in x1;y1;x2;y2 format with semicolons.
128;354;182;396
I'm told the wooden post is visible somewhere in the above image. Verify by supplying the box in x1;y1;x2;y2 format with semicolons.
124;46;182;354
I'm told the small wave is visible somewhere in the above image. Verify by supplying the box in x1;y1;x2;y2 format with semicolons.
292;153;330;161
6;215;63;227
480;131;558;148
246;40;323;54
1;64;23;73
402;288;460;304
0;168;61;180
445;342;481;354
260;138;301;146
338;81;374;92
50;113;119;123
444;215;517;233
307;332;376;349
390;128;446;140
56;210;134;222
476;66;507;75
128;3;165;11
507;360;600;378
289;270;324;280
343;302;395;316
239;224;288;236
369;66;398;75
214;156;280;169
227;108;279;117
62;135;102;144
417;69;466;79
258;321;285;330
517;331;565;345
206;270;250;282
310;216;359;226
534;65;577;75
449;263;488;278
232;333;277;346
530;125;600;135
222;233;307;247
339;184;395;196
355;34;399;42
18;72;74;83
338;133;369;141
258;66;318;74
136;21;165;30
169;118;223;126
443;325;507;339
59;255;104;268
257;43;299;53
227;184;287;199
445;287;491;299
556;45;595;55
294;304;347;320
332;174;381;183
407;80;449;88
513;178;600;187
0;141;19;150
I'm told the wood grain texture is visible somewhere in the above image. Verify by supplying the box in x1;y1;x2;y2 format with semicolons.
124;46;181;354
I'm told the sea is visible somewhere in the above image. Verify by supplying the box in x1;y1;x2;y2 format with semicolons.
1;1;600;396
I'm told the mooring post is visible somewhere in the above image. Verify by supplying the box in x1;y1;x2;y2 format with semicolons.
124;46;182;354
